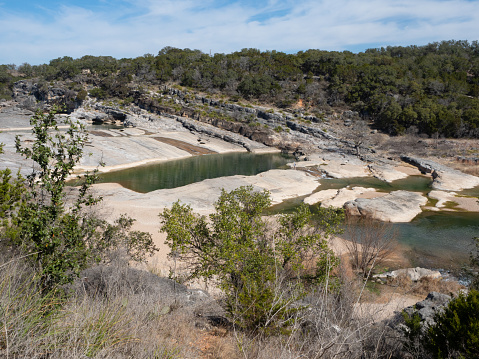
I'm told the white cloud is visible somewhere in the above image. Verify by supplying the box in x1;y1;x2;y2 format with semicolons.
0;0;478;64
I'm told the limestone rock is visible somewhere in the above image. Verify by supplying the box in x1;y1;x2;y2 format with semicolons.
428;190;458;208
401;156;479;191
374;267;442;282
401;292;452;327
344;190;427;222
368;164;409;182
304;187;377;207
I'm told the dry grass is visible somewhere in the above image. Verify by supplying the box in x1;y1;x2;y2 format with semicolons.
2;248;465;359
386;273;465;298
0;253;201;358
448;160;479;176
410;276;465;297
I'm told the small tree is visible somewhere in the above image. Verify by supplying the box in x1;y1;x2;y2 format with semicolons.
469;236;479;290
343;214;397;278
1;108;157;289
160;186;343;334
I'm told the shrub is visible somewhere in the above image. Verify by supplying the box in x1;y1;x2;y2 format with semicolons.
1;108;156;289
403;290;479;358
425;290;479;358
160;186;343;335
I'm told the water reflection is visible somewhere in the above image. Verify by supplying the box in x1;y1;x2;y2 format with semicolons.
97;152;293;193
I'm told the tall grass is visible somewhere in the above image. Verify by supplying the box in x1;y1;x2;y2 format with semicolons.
0;253;196;358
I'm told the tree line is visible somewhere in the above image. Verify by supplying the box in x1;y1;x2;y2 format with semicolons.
2;40;479;137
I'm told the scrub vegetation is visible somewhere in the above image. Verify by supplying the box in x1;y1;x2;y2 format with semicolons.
2;40;479;138
2;40;479;356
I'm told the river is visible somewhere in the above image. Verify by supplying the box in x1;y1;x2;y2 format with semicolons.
97;153;479;270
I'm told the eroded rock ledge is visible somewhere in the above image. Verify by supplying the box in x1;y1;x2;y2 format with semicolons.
344;190;428;222
401;155;479;191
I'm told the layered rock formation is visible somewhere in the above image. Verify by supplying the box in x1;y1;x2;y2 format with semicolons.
402;156;479;191
344;190;428;222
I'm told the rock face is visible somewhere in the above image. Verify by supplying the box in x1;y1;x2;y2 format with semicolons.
401;292;452;327
344;190;427;222
177;117;276;153
401;156;479;191
12;80;80;112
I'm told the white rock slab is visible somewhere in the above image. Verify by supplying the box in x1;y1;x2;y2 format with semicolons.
344;190;428;222
428;190;458;208
304;187;377;208
93;169;320;215
374;267;441;282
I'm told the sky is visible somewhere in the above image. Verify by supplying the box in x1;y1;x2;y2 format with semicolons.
1;0;479;65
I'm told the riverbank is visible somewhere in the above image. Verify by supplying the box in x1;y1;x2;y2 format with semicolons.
2;102;478;272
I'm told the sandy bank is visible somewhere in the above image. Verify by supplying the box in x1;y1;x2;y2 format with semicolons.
94;168;320;269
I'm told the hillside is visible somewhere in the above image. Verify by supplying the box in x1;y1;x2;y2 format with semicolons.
1;40;479;139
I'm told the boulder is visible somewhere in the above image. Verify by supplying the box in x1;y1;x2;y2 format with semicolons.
374;267;442;282
344;190;427;222
401;292;452;327
304;187;377;207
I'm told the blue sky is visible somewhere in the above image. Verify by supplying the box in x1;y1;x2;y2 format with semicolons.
1;0;478;65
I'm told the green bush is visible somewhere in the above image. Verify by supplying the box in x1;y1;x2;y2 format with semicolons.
1;108;157;290
160;186;343;335
425;290;479;358
403;290;479;358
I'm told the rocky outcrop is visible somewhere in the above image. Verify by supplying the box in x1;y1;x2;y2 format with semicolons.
304;187;378;207
12;80;80;111
285;120;337;141
401;292;452;327
70;107;109;123
401;156;479;191
374;267;442;282
176;117;277;153
344;190;427;222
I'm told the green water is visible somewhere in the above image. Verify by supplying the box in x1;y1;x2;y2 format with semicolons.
97;152;293;193
97;154;478;269
395;211;479;269
268;176;479;269
317;175;433;194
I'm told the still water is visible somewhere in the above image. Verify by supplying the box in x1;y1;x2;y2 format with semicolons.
97;154;479;270
269;176;479;270
97;152;293;193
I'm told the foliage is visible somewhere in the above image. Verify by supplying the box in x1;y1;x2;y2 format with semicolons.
0;168;25;223
0;255;183;359
403;290;479;359
1;108;156;289
160;186;343;334
97;214;158;264
6;40;479;139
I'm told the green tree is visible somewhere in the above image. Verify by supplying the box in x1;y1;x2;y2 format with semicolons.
160;186;343;334
1;108;157;289
403;290;479;358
